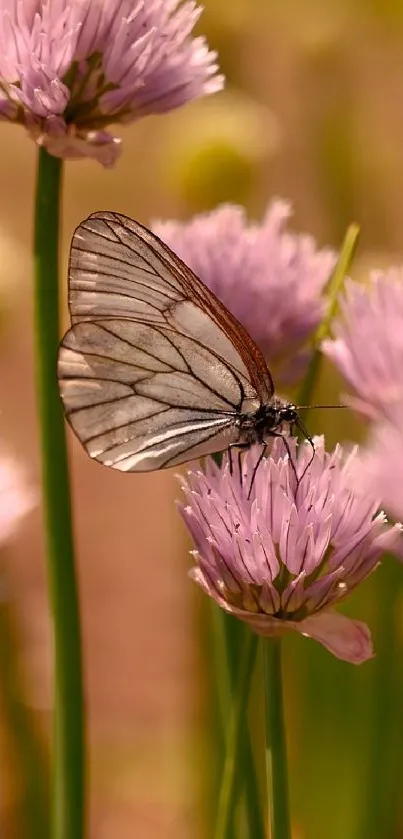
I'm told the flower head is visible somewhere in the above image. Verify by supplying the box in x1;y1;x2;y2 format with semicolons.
0;456;35;544
154;200;336;385
0;0;223;166
179;437;400;663
353;402;403;524
322;271;403;419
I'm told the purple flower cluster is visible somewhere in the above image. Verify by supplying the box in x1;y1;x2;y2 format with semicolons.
322;271;403;419
155;200;336;385
179;438;400;663
323;269;403;523
0;0;223;165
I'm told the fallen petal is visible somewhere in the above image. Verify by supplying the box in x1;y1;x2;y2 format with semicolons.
297;610;374;664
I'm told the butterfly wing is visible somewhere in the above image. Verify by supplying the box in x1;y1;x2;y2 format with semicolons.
58;212;274;471
59;319;249;470
68;211;274;402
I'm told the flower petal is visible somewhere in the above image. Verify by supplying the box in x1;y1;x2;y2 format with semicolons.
296;611;374;664
322;272;403;419
35;127;122;167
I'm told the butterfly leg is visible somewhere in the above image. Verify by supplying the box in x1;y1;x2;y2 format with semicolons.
228;444;234;476
269;430;312;497
228;442;250;487
247;431;300;499
294;426;316;494
278;433;299;485
247;442;267;498
237;447;244;486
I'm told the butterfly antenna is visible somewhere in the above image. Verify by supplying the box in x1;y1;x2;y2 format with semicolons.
297;404;348;410
247;443;267;499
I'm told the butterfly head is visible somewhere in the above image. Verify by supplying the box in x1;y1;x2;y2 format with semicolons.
240;397;300;445
260;397;300;436
276;402;299;426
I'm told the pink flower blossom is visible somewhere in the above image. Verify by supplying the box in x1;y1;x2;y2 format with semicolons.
0;0;223;166
322;270;403;419
154;200;336;385
178;437;400;664
353;402;403;523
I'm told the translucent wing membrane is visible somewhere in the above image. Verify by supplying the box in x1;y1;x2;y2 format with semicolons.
59;321;245;470
68;212;274;402
58;211;274;471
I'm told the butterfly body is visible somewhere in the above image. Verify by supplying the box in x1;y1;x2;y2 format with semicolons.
58;212;300;472
237;398;298;447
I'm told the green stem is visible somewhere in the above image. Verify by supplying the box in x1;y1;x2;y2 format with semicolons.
210;607;265;837
220;615;264;839
356;558;403;839
209;456;264;838
297;222;360;411
34;148;85;839
214;627;259;839
263;638;291;839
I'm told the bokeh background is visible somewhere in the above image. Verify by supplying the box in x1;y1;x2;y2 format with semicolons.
1;1;403;836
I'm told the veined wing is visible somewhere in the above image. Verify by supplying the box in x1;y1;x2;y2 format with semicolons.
68;211;274;403
58;318;251;471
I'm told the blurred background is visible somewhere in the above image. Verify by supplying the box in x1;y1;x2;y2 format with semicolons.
2;0;403;836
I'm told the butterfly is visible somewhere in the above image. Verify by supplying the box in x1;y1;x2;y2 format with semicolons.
58;211;306;480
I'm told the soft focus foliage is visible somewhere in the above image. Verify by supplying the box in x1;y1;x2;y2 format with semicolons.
0;456;35;544
158;91;279;209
